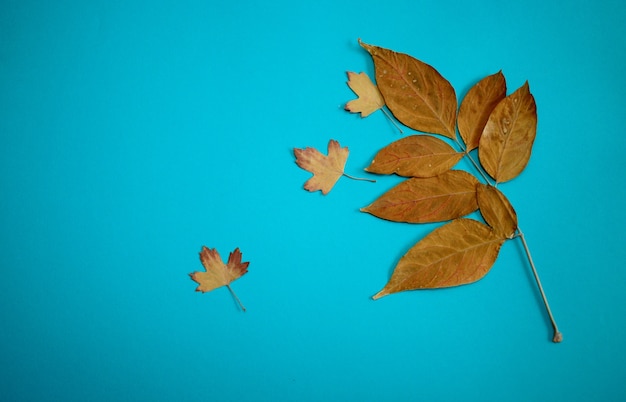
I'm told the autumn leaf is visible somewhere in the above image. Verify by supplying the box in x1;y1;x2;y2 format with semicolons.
478;81;537;183
361;170;479;223
373;219;505;299
359;40;457;139
458;71;507;152
190;247;249;311
365;135;462;178
476;184;518;238
342;42;562;342
294;139;349;195
345;71;385;117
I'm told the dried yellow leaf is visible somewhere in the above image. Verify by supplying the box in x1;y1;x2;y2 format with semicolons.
345;71;385;117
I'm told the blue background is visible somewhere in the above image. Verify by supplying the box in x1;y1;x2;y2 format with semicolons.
1;0;625;401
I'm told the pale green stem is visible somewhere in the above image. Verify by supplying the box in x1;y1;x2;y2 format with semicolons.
516;229;562;343
226;284;246;312
380;108;404;134
453;138;494;186
342;173;376;183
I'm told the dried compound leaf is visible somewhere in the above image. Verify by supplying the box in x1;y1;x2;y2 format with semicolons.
373;219;505;299
294;139;349;195
359;40;457;139
365;135;462;178
458;71;507;152
478;81;537;183
476;184;518;238
361;170;479;223
345;71;385;117
190;247;249;293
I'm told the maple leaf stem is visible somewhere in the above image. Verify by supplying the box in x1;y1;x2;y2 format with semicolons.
226;284;246;312
380;108;404;134
342;172;376;183
516;229;562;343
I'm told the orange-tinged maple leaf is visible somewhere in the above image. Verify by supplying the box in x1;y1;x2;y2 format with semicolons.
294;139;349;195
190;246;249;311
345;71;385;117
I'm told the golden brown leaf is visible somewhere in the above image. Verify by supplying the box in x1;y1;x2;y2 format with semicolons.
457;71;507;152
294;139;349;195
373;219;505;299
476;184;518;238
345;71;385;117
190;247;249;293
361;170;478;223
478;81;537;183
359;40;457;139
365;135;462;178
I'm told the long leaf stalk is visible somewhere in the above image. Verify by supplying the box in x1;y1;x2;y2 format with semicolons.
516;229;562;343
457;138;562;342
342;172;376;183
226;284;246;312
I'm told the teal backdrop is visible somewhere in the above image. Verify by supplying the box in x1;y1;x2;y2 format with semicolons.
1;1;625;401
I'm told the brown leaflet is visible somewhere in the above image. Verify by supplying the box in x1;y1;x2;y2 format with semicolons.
365;135;463;178
359;40;457;139
457;71;507;152
361;170;478;223
476;184;518;238
373;218;505;299
478;82;537;183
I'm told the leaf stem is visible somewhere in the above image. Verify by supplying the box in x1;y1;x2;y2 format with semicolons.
342;172;376;183
516;228;562;343
380;108;404;134
453;139;494;186
466;152;493;186
226;284;246;312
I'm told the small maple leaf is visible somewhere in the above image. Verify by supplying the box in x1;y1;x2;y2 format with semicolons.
294;139;349;195
190;246;249;311
345;71;385;117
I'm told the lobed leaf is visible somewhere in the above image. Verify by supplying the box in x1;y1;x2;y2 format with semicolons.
345;71;385;117
476;184;518;238
373;219;505;299
365;135;463;178
359;40;457;139
478;81;537;183
361;170;479;223
190;247;249;293
457;71;507;152
294;139;349;195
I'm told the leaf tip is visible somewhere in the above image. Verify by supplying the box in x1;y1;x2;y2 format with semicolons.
358;38;373;53
372;290;387;300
